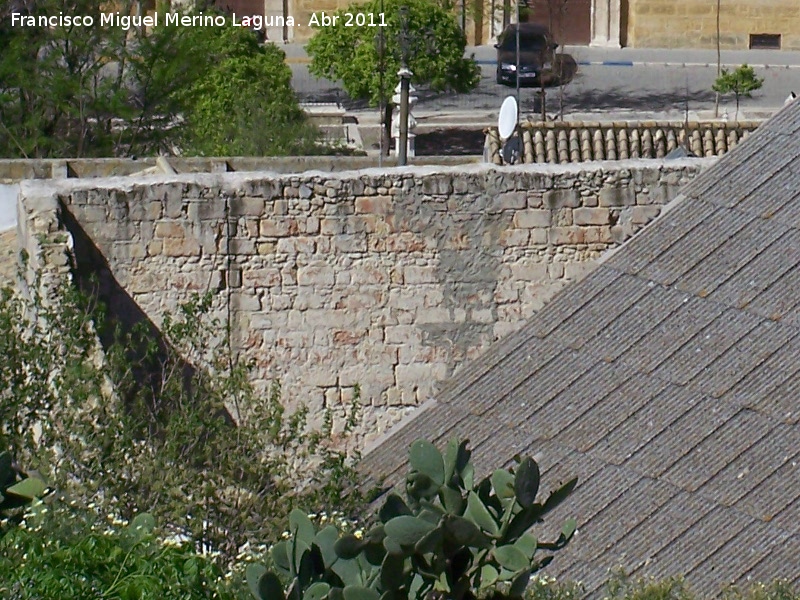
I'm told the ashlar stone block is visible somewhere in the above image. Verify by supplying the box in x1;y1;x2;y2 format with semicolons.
599;185;636;207
513;209;551;228
544;188;580;208
573;207;611;225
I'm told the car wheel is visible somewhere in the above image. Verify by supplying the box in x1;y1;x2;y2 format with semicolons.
496;67;503;85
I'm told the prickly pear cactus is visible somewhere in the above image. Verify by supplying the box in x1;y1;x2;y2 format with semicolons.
0;451;48;538
248;439;577;600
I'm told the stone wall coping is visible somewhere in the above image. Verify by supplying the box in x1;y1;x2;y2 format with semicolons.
0;156;483;182
19;157;717;197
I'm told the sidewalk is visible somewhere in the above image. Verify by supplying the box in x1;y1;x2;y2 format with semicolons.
283;42;800;69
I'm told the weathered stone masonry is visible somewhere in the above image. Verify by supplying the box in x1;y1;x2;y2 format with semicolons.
18;160;711;445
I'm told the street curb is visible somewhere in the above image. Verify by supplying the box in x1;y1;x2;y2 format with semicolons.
474;59;800;68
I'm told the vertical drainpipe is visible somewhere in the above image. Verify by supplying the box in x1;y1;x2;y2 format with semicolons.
378;0;385;168
283;0;289;41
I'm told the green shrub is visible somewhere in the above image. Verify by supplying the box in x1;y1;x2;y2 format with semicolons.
0;279;363;564
523;575;584;600
604;570;799;600
711;64;763;120
0;500;244;599
605;571;694;600
176;26;323;156
723;581;800;600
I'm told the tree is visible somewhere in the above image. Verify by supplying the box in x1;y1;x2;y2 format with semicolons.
172;25;319;156
0;0;133;157
548;0;570;120
712;64;763;121
306;0;480;154
0;3;320;158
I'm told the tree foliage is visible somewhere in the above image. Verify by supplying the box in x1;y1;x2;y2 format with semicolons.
712;64;764;120
306;0;480;107
0;2;320;158
0;0;131;157
173;24;320;156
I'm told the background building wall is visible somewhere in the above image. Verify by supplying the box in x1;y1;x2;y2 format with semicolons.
627;0;800;50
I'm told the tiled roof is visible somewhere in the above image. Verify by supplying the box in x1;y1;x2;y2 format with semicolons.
362;104;800;594
485;120;762;164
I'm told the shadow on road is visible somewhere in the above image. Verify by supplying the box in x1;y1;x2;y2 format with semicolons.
295;52;717;116
565;88;717;112
295;55;580;110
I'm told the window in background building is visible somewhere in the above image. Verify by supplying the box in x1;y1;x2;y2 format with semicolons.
749;33;781;49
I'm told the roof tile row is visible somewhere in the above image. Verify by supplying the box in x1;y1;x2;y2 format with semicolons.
486;121;763;165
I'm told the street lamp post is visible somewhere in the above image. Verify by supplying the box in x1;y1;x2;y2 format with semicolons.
397;67;412;165
396;6;413;166
515;0;520;127
377;17;385;167
390;5;434;165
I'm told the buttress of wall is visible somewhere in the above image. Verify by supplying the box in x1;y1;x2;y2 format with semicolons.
46;162;706;446
15;188;74;306
627;0;800;50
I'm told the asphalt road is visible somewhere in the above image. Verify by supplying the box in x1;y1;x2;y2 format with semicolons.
291;58;800;119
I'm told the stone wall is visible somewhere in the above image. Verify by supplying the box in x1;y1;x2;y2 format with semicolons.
18;160;710;445
627;0;800;50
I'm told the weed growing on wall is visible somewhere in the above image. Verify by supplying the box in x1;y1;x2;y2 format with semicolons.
722;582;800;600
0;278;364;563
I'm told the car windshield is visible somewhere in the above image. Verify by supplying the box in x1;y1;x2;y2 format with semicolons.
498;31;548;51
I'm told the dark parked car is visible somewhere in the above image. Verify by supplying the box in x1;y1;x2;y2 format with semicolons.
495;23;558;86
